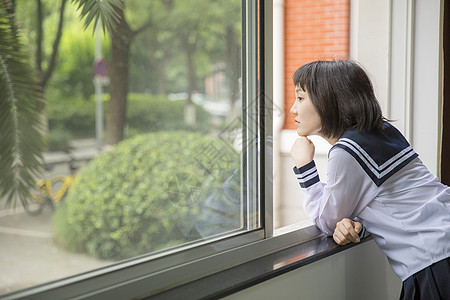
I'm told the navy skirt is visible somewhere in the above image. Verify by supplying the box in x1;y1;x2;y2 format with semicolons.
400;256;450;300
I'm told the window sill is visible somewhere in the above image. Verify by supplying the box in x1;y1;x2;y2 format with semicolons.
145;233;373;299
5;225;371;300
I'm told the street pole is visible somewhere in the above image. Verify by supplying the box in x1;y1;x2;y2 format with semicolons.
94;21;104;149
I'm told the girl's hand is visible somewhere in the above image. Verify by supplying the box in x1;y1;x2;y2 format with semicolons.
333;218;362;245
290;136;315;168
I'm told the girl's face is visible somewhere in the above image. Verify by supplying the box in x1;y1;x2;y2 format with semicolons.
290;86;322;137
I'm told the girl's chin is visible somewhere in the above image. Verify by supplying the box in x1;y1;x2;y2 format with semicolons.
296;128;321;137
296;129;308;136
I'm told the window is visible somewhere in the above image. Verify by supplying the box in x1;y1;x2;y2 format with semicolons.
4;1;313;298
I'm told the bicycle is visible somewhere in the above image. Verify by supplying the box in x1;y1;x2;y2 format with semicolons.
25;155;78;216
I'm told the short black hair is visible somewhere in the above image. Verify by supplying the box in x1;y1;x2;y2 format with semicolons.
293;60;384;139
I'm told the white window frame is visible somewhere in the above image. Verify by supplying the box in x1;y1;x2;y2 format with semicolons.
7;1;324;299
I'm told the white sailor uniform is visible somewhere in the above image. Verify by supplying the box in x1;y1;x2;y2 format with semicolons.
293;122;450;283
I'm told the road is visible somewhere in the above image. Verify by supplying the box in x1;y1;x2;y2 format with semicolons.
0;140;113;296
0;207;113;295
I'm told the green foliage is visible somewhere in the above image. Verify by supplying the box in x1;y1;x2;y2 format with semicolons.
49;21;111;99
72;0;123;34
47;93;210;139
53;131;240;259
0;2;45;207
126;0;241;94
15;0;69;64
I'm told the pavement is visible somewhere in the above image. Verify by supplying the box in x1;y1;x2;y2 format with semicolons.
0;139;113;296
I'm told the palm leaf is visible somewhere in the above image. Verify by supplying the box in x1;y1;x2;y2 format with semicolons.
72;0;123;34
0;3;45;207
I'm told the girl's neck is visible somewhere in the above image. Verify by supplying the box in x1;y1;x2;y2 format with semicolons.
323;136;339;146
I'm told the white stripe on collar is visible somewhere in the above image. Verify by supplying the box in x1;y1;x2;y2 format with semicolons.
332;123;418;186
336;138;416;179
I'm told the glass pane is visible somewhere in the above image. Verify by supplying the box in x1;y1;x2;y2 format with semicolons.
0;0;258;295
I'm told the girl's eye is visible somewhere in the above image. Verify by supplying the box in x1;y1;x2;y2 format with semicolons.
297;97;303;102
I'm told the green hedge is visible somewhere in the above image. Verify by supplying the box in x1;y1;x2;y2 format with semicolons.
125;94;209;133
46;94;210;149
47;97;97;139
52;131;240;260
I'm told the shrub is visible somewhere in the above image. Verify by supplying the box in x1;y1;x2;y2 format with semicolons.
125;94;210;136
46;94;210;139
52;131;240;260
47;97;96;138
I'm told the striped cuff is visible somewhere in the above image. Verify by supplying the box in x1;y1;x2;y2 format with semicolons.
293;160;320;188
358;225;368;238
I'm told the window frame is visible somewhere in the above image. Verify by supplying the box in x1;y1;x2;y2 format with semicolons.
6;1;324;299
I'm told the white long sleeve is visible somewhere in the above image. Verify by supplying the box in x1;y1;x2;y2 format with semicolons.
294;148;376;236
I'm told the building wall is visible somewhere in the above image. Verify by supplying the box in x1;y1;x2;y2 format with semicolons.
283;0;350;130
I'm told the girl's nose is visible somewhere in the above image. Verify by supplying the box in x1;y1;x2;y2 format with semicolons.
290;101;296;115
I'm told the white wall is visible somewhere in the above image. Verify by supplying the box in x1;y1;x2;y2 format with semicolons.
389;0;443;174
350;0;391;114
409;0;442;173
224;240;401;300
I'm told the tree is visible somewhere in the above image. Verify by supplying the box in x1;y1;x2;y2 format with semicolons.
0;0;121;207
0;0;241;206
35;0;67;96
73;0;241;143
163;0;241;124
0;1;45;207
74;0;159;145
75;0;242;142
10;0;67;105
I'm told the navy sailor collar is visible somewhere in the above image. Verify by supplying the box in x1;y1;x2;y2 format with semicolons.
332;122;418;187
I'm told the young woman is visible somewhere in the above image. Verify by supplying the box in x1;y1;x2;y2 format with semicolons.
289;60;450;299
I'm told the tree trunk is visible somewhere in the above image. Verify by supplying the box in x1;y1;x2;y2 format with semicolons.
106;8;133;145
35;0;66;94
33;0;66;131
